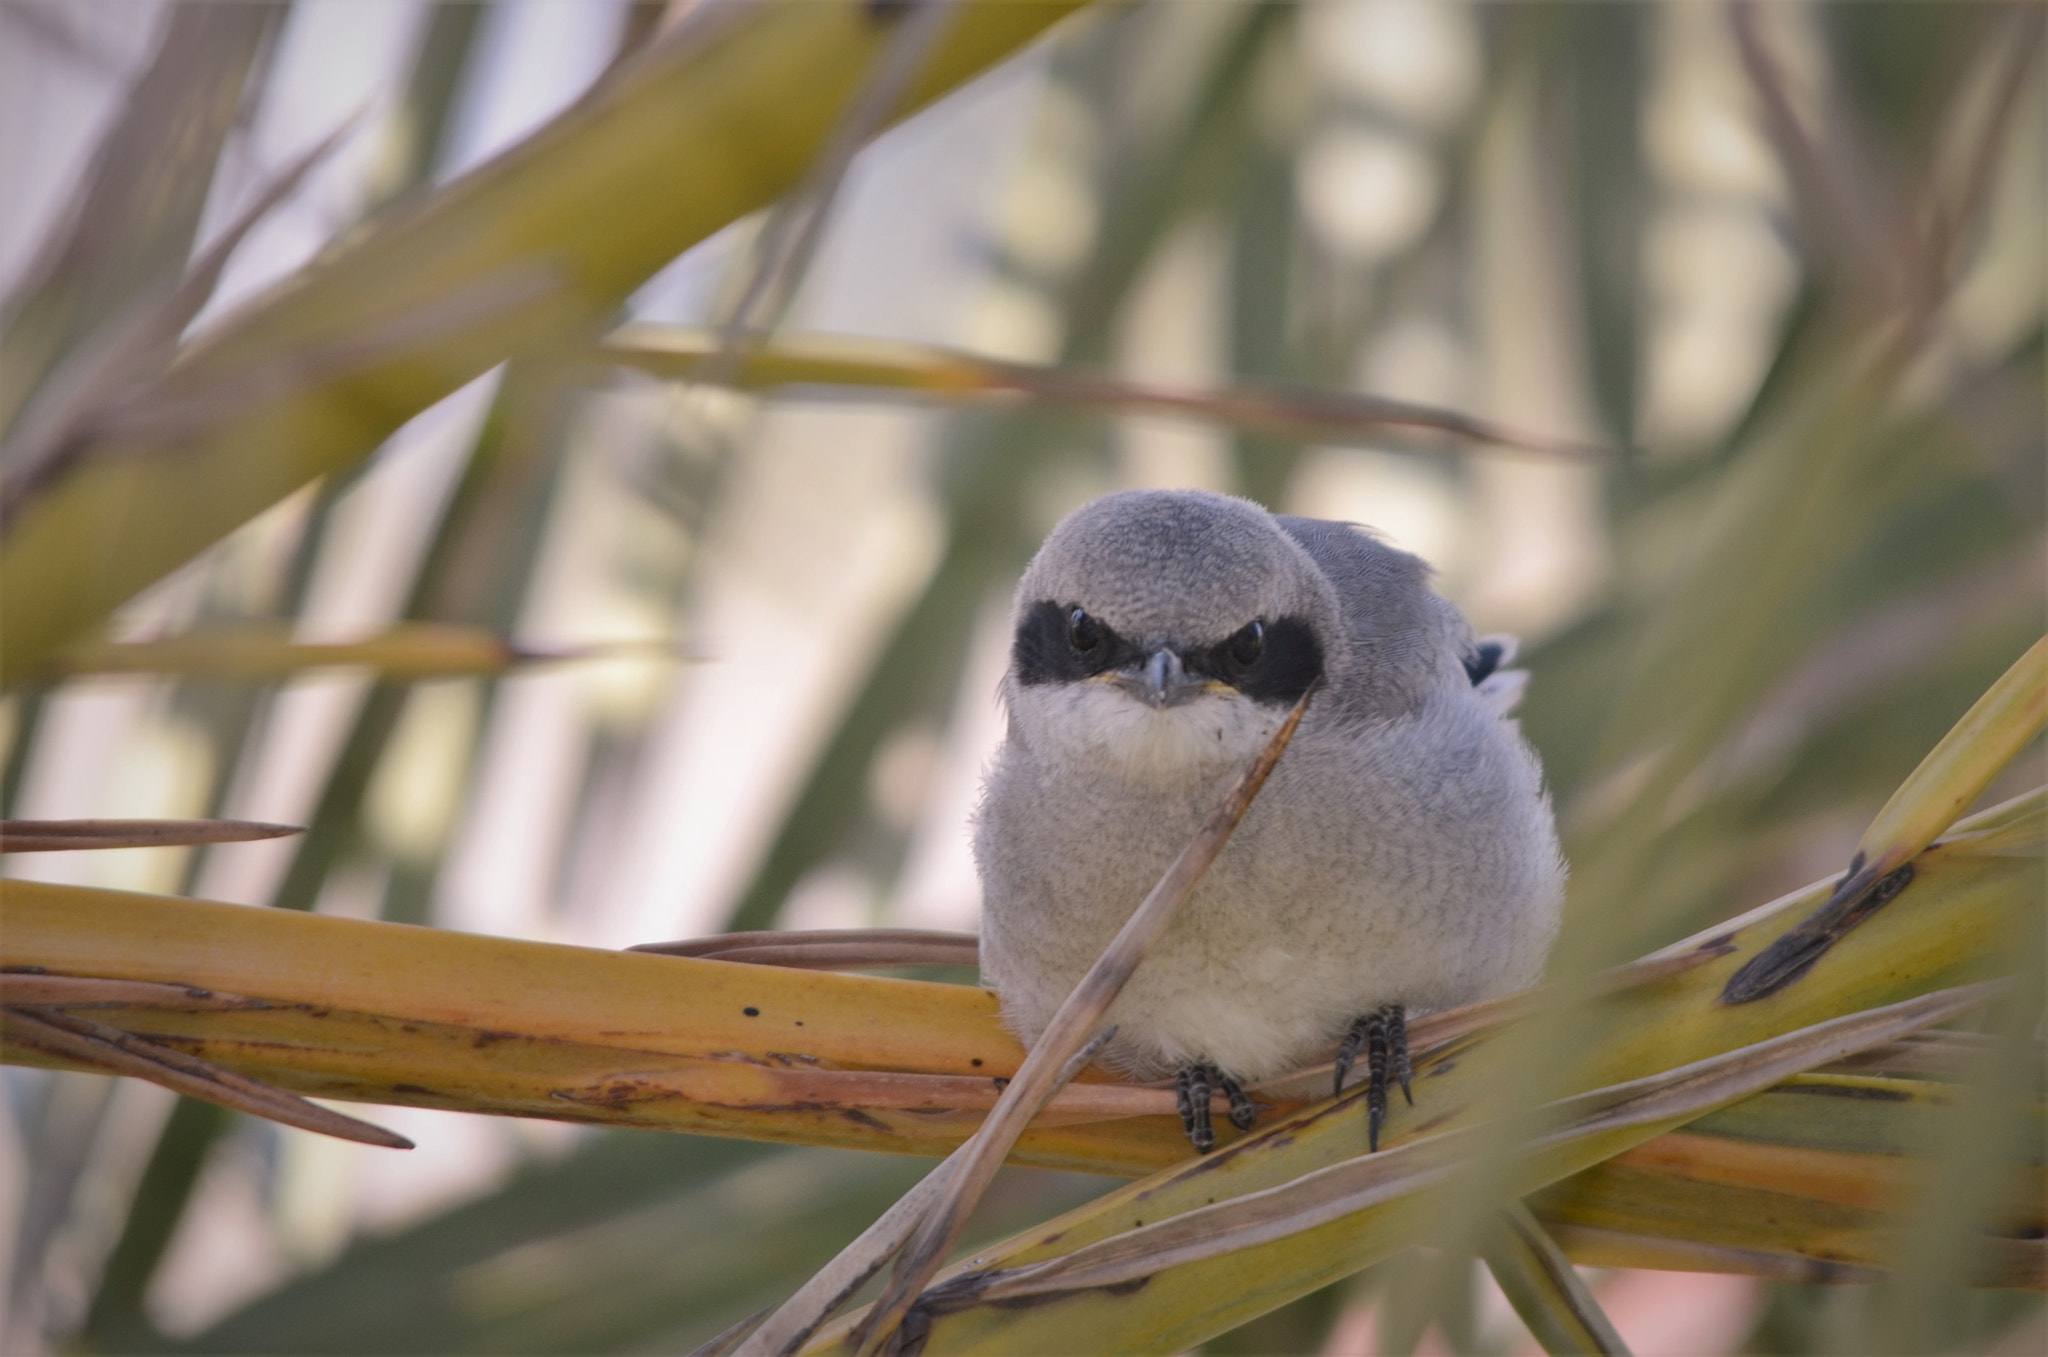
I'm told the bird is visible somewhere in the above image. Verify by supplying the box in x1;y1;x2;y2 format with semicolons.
973;488;1565;1153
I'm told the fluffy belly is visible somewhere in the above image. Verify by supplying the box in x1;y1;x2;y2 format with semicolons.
984;914;1396;1082
982;862;1535;1083
974;708;1564;1084
1098;971;1347;1081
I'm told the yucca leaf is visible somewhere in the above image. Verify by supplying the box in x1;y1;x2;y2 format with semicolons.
0;0;1088;680
1724;635;2046;1002
0;783;2030;1185
2;678;2038;1354
1854;634;2048;877
0;4;277;437
795;821;2038;1351
600;325;1600;460
39;622;681;680
0;787;2028;1166
1479;1202;1633;1357
827;987;1995;1305
0;818;299;852
1534;1073;2046;1288
0;875;1196;1175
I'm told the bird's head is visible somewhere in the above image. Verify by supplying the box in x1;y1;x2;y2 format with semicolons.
1002;490;1337;781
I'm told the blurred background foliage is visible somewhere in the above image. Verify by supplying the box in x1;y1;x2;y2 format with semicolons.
0;0;2040;1352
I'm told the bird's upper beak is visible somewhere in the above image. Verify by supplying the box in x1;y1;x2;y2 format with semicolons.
1107;648;1212;709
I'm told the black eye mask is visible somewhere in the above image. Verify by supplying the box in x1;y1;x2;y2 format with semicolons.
1011;601;1323;707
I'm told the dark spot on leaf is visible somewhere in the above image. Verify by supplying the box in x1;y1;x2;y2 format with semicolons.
1784;1081;1911;1101
1722;861;1917;1004
971;1058;983;1067
743;1006;760;1017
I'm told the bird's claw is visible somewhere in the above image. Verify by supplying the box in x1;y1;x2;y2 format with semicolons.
1333;1003;1411;1151
1176;1062;1257;1153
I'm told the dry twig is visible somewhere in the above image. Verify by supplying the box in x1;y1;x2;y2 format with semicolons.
851;691;1312;1355
633;928;980;971
0;818;302;852
1;1005;410;1148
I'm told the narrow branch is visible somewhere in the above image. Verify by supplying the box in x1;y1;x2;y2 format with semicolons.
855;692;1312;1355
602;326;1608;462
733;1029;1118;1357
632;928;981;970
0;818;302;852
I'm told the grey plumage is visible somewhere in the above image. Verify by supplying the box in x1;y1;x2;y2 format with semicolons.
975;488;1564;1091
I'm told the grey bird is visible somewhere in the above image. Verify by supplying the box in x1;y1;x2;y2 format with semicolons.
974;489;1565;1152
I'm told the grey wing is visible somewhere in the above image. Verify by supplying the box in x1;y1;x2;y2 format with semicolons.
1274;516;1519;718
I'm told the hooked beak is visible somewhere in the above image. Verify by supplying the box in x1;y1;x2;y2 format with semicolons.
1108;649;1211;709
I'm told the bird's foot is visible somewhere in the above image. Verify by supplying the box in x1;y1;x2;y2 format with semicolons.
1175;1062;1257;1153
1333;1004;1412;1152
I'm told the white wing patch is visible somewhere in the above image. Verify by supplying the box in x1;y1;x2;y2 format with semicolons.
1471;634;1527;715
1476;668;1530;715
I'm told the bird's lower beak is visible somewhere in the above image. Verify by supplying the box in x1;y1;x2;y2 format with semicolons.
1110;649;1210;709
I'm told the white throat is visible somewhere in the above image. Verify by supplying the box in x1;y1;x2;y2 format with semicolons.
1007;679;1285;784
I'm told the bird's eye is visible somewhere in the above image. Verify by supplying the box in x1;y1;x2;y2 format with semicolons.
1229;620;1265;666
1068;608;1102;653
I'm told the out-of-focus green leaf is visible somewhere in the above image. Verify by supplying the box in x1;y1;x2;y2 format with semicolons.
1723;635;2046;1004
1480;1202;1633;1357
0;0;1088;680
721;1;1275;935
168;1133;1105;1356
793;788;2039;1352
0;4;278;437
60;15;498;1347
1855;635;2048;875
1534;1073;2047;1287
